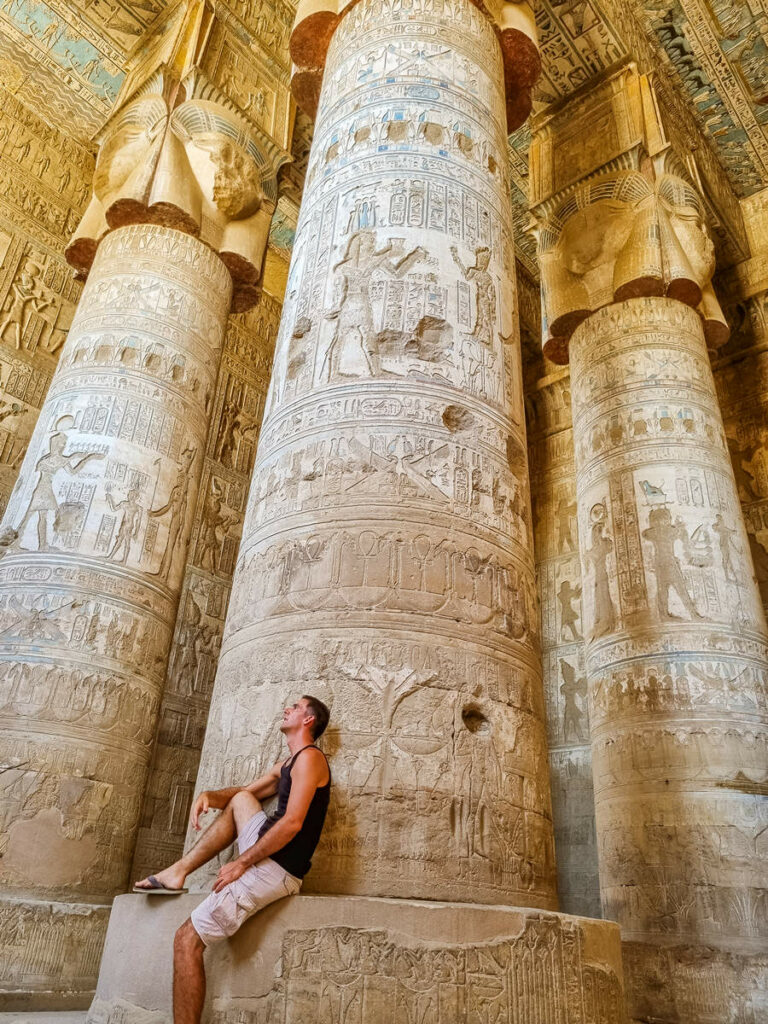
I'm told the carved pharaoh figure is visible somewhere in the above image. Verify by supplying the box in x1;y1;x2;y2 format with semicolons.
320;230;426;381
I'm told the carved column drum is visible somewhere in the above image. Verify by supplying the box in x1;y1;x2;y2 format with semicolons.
0;224;232;1000
196;0;558;908
569;298;768;1018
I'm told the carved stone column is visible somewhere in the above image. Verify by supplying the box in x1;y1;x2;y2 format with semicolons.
199;0;554;909
130;296;283;883
0;5;285;1007
162;1;631;1019
531;66;768;1023
526;360;600;919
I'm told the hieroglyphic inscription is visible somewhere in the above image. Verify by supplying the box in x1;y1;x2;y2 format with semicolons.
0;85;93;516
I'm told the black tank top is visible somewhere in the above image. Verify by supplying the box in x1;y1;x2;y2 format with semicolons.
257;745;331;878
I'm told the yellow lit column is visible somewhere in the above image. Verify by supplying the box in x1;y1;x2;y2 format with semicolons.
531;66;768;1023
0;4;284;1005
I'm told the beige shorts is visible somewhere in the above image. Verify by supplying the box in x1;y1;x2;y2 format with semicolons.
190;810;301;946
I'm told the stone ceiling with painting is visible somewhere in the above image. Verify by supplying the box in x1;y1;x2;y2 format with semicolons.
1;0;766;279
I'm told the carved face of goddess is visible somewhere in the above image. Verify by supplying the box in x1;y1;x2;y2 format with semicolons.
94;101;165;202
194;135;263;219
667;206;716;285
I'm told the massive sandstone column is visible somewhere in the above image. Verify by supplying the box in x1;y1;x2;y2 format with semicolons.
531;66;768;1023
526;354;600;919
174;1;627;1019
198;0;556;909
0;4;285;1005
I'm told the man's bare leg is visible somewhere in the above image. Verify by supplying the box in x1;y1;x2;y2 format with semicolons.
174;919;205;1024
135;791;263;890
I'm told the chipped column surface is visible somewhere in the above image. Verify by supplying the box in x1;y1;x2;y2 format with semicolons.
195;0;557;908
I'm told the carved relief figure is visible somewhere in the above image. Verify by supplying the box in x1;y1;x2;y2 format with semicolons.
642;506;702;620
556;496;577;552
727;436;764;501
557;578;582;640
105;483;143;564
559;659;587;743
320;230;425;380
14;427;103;550
584;503;616;637
712;513;737;582
451;245;495;346
149;448;196;580
197;480;238;574
0;260;52;349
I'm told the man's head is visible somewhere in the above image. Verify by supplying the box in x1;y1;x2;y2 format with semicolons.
280;695;330;740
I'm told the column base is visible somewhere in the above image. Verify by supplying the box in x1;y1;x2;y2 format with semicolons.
0;895;111;1011
623;939;768;1024
88;893;625;1023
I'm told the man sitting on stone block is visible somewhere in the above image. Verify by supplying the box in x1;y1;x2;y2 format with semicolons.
134;695;331;1024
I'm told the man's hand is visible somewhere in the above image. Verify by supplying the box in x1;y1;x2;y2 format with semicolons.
213;858;247;892
190;791;213;831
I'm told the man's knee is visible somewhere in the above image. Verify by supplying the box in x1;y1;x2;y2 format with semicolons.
174;918;203;959
228;789;262;827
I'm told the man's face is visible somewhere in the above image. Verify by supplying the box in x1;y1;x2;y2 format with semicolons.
280;698;313;734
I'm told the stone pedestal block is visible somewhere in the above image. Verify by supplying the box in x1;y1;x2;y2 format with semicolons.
0;896;110;1011
88;894;626;1024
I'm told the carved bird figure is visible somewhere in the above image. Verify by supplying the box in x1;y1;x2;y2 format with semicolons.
639;480;667;505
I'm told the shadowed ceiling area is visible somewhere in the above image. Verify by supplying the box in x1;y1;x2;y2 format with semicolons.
1;0;765;278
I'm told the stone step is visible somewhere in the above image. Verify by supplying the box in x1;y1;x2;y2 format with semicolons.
0;1014;87;1024
89;892;626;1023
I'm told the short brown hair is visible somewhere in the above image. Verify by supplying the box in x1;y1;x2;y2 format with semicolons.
302;694;330;739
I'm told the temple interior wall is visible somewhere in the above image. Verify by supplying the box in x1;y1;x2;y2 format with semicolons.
0;85;93;517
0;78;765;927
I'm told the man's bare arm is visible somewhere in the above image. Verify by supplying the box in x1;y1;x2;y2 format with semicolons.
244;762;283;800
189;762;283;830
212;749;327;890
